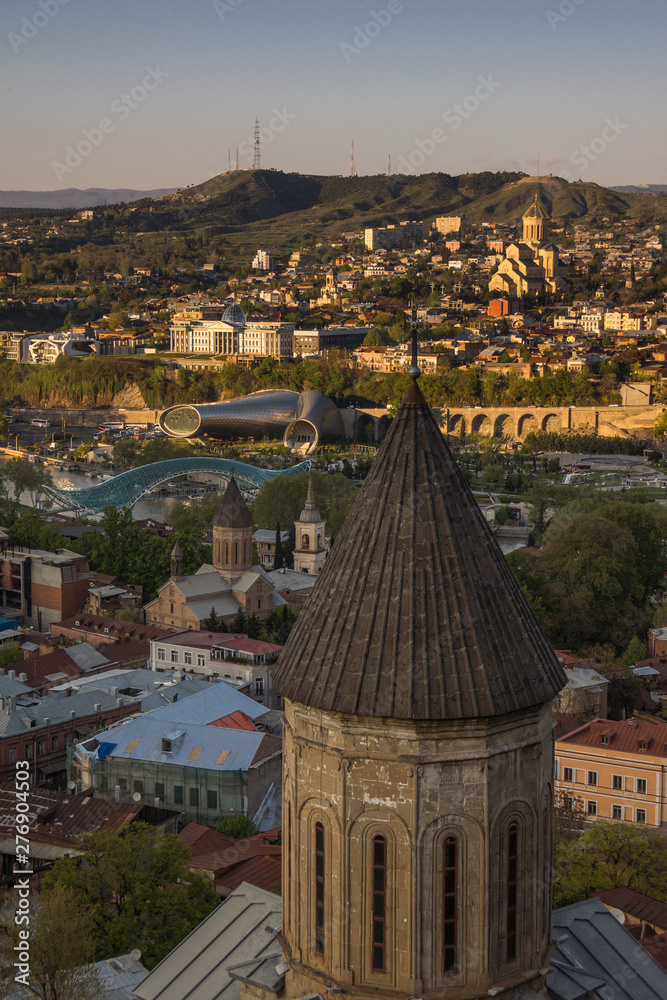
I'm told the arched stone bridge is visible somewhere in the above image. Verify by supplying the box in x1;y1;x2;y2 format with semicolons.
432;404;666;442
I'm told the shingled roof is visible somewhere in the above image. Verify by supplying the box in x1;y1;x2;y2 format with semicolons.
273;380;566;720
212;475;254;529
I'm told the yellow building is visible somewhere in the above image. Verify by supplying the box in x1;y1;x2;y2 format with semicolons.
489;194;569;298
555;716;667;827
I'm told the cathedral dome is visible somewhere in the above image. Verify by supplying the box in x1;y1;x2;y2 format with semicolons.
222;303;247;327
523;194;549;220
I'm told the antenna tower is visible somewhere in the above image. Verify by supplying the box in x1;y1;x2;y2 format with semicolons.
387;154;391;176
227;148;231;172
235;148;239;171
349;141;357;178
253;118;261;170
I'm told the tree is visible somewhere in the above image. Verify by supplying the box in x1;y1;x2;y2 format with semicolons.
246;613;261;639
231;607;246;634
553;820;667;908
4;459;53;509
203;606;220;631
0;643;22;668
252;472;357;540
217;814;259;839
112;437;143;469
0;885;104;1000
44;823;219;970
623;634;648;666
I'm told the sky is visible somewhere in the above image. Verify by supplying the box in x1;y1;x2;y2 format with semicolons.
1;0;665;191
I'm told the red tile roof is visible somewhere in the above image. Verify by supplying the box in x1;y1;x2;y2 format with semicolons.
214;854;281;895
179;821;237;857
54;613;169;642
553;714;588;741
557;716;667;757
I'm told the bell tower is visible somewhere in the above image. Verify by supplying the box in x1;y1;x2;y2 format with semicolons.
522;192;549;244
273;360;565;998
293;475;326;575
211;474;254;583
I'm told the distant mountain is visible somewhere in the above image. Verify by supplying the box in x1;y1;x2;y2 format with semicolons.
611;184;667;196
0;187;178;209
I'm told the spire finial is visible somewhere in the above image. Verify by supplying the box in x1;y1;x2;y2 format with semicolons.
407;300;421;380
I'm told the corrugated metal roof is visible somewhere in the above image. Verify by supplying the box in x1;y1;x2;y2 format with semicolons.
594;888;667;930
215;855;281;895
177;574;231;599
90;717;267;771
132;883;281;1000
148;680;267;724
66;643;112;670
188;596;241;619
548;898;667;1000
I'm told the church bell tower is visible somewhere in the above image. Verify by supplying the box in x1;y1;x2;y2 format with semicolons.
272;354;565;999
211;474;254;583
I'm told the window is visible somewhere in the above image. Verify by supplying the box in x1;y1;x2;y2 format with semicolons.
612;774;623;790
133;780;143;794
563;767;573;782
637;778;647;794
24;745;31;759
507;825;518;962
255;678;265;695
637;809;646;823
587;801;597;816
117;778;127;791
51;736;58;751
638;740;648;751
154;783;165;798
171;650;178;663
157;648;165;660
302;534;310;549
37;742;44;756
612;805;622;820
315;822;325;955
600;735;609;745
372;835;387;972
174;785;183;805
197;654;205;668
189;787;199;807
443;837;457;974
184;652;192;665
587;771;597;786
169;603;174;614
8;748;15;764
207;789;217;810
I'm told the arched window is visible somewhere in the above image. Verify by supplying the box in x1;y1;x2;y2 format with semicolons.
244;541;249;562
372;835;387;972
257;598;262;610
225;542;229;563
443;836;457;973
302;534;310;549
507;824;518;962
235;541;239;564
315;821;325;955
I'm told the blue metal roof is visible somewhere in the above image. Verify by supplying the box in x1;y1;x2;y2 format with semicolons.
43;457;309;513
148;680;266;725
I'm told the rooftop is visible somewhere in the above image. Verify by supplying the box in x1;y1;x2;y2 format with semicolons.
273;379;565;721
556;716;667;756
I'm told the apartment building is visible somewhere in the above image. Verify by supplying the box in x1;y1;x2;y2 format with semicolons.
364;221;426;250
435;215;466;236
0;543;92;629
242;321;294;358
555;716;667;827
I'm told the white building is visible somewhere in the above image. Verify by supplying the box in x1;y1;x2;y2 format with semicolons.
252;249;274;271
21;331;100;364
149;630;284;710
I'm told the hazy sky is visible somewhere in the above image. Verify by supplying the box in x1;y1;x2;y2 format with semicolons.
1;0;665;191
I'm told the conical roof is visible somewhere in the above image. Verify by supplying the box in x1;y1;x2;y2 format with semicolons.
523;194;549;220
212;475;254;529
273;381;565;721
298;476;322;524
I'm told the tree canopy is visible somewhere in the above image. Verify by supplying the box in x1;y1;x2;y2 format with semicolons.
44;823;219;970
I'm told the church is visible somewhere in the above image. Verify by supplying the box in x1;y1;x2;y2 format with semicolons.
133;348;667;1000
489;194;570;298
144;475;286;631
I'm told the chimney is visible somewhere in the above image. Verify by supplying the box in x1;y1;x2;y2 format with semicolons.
69;710;76;719
19;673;26;683
94;703;101;713
44;717;50;726
8;670;15;680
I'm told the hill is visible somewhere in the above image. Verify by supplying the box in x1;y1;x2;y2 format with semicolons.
115;170;667;252
0;187;178;209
